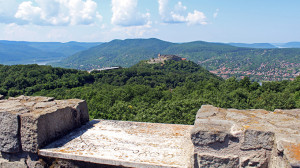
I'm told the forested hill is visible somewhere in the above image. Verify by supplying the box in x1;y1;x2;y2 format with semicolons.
0;61;299;125
50;38;300;81
52;38;174;69
51;38;238;69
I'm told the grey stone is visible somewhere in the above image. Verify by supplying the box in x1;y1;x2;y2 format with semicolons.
0;154;27;168
191;131;229;146
26;154;46;168
241;150;268;168
0;160;27;168
33;101;57;109
0;96;89;153
20;106;84;153
39;120;194;168
194;153;239;168
241;130;274;150
0;111;20;153
191;105;300;168
191;119;233;146
195;105;218;118
75;100;89;124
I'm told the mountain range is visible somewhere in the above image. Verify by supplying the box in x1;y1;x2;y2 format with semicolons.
49;38;299;81
1;38;299;81
50;38;299;68
229;42;300;48
0;40;102;65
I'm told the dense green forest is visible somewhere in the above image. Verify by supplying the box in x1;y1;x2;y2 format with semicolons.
0;61;299;125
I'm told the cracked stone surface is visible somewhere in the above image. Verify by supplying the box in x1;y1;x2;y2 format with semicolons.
192;105;300;168
39;120;194;168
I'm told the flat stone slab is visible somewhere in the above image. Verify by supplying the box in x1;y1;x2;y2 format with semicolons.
39;120;194;168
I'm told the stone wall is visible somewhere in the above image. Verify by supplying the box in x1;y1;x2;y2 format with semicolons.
191;105;300;168
0;96;89;168
0;96;299;168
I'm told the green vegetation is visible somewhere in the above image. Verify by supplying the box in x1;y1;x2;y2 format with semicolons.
0;61;299;125
51;38;300;81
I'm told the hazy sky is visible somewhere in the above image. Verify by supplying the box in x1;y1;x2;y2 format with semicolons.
0;0;299;43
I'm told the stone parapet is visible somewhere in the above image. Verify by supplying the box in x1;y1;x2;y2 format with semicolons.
0;95;89;154
191;105;300;168
1;98;299;168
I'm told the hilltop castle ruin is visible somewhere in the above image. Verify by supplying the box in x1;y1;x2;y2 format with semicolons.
148;54;186;64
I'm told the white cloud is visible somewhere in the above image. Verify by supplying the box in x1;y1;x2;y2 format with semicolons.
174;2;186;14
15;1;42;23
14;0;102;26
0;0;25;24
158;0;169;21
111;0;150;27
186;10;207;25
213;8;219;18
158;0;207;25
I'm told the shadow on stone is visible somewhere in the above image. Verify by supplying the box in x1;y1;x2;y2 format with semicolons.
42;120;100;150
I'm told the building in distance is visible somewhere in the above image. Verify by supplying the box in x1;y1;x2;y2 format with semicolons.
148;54;186;64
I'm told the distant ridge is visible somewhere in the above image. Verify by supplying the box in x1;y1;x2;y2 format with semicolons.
50;38;300;81
51;38;237;70
273;42;300;48
0;41;102;65
229;43;277;48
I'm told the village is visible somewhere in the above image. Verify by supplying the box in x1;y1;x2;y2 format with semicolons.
208;61;299;81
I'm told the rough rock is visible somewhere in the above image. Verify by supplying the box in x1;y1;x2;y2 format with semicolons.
194;153;239;168
192;105;300;168
0;152;28;168
0;112;20;153
241;130;274;150
191;119;233;146
20;99;89;153
0;95;89;153
0;94;4;99
240;150;268;168
0;160;27;168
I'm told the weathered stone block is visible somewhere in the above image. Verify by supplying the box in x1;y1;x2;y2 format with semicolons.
280;141;300;168
20;100;89;153
192;105;300;168
39;120;194;168
191;131;229;146
0;160;27;168
0;152;28;168
191;119;233;146
0;112;20;153
74;100;89;124
194;153;239;168
240;150;268;168
241;130;274;150
0;96;89;153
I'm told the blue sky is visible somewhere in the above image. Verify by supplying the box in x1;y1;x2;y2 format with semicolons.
0;0;299;43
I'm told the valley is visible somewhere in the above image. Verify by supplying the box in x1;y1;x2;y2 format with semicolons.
50;39;300;82
0;39;299;82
